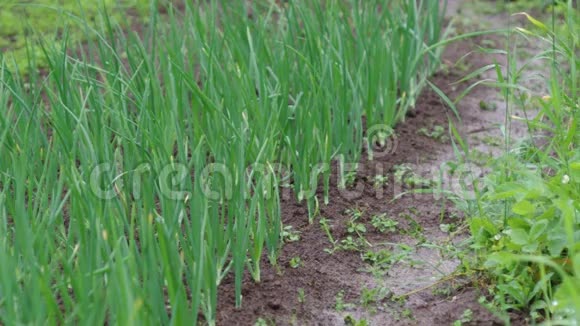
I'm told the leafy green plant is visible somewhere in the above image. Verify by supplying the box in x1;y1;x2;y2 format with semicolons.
454;2;580;322
452;309;473;326
417;125;449;142
371;213;399;233
481;135;503;147
360;286;392;308
344;315;369;326
401;308;414;320
468;149;493;166
362;245;414;277
372;174;389;189
289;257;302;269
400;212;426;242
346;207;365;220
282;226;301;243
362;249;394;276
342;169;359;189
394;164;436;189
347;219;367;236
478;100;498;111
297;288;306;304
439;223;458;234
338;236;367;252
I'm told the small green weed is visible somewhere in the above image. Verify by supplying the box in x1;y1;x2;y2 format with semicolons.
319;217;338;253
394;164;436;189
344;315;369;326
417;125;449;142
478;100;498;111
297;288;306;304
289;257;302;269
254;317;274;326
371;213;399;233
338;236;366;252
372;174;389;188
400;212;426;242
282;226;301;243
439;223;458;234
361;249;394;276
360;286;393;309
452;309;473;326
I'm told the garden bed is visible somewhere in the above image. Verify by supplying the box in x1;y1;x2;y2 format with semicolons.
216;22;531;326
0;0;576;325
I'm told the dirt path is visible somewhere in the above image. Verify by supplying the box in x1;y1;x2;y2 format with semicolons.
217;1;535;325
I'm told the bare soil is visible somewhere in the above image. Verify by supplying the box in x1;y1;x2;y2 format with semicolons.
216;1;539;325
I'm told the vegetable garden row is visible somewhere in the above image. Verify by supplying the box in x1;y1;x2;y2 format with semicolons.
0;1;447;324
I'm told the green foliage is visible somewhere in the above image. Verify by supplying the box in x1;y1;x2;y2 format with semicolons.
359;286;392;309
361;249;394;276
344;315;369;326
282;225;301;243
297;288;306;303
0;0;447;324
452;309;473;326
394;164;436;188
289;257;302;269
458;3;580;322
371;213;399;233
338;236;367;252
417;125;449;142
372;174;389;188
478;100;498;111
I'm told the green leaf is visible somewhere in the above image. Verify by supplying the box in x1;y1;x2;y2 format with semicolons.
547;233;567;257
522;243;539;253
509;228;529;246
469;217;498;238
537;206;557;220
485;252;515;268
515;12;549;32
489;182;526;200
428;80;460;119
512;200;535;216
529;220;548;241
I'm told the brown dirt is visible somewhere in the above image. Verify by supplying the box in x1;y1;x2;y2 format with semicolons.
215;1;539;325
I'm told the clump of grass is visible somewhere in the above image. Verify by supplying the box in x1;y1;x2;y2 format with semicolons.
0;0;448;324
